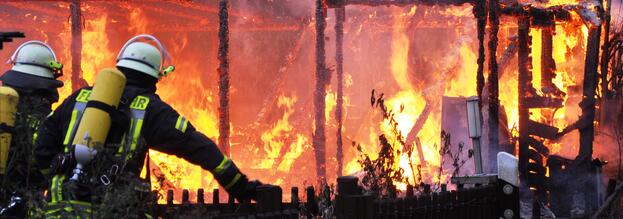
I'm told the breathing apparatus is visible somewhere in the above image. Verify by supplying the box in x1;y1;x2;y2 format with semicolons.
0;86;18;175
69;68;126;181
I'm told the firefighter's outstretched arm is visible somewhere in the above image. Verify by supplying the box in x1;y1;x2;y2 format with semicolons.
144;102;260;201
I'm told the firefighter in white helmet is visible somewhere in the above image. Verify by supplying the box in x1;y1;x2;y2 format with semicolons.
0;41;64;217
36;34;265;218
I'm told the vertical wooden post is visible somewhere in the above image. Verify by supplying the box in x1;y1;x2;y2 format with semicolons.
181;189;190;205
541;22;556;91
70;0;84;91
579;25;601;162
217;0;230;155
166;189;174;206
213;188;220;204
335;6;345;177
517;15;531;197
291;187;299;209
197;188;204;204
474;0;487;106
600;0;612;125
487;0;500;170
314;0;328;180
306;186;318;216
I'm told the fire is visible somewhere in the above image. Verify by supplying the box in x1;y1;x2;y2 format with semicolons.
259;94;305;169
0;0;605;203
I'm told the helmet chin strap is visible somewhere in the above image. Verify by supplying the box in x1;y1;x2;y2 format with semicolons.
116;34;175;77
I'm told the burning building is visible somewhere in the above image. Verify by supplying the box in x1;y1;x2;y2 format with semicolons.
0;0;622;218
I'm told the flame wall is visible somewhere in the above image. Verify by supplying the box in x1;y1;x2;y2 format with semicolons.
0;0;616;203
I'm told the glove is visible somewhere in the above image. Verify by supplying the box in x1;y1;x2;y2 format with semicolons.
228;178;263;202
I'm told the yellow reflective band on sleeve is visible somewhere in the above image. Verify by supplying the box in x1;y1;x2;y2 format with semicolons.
225;173;242;189
213;156;230;175
62;110;79;151
181;119;188;133
175;116;182;129
175;116;189;133
75;90;92;103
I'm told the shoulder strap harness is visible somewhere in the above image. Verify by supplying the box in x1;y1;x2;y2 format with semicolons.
49;89;150;204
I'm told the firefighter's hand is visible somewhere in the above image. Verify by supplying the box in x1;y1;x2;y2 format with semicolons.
228;178;263;202
242;180;263;201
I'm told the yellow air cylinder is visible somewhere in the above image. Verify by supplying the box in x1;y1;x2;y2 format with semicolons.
72;68;126;148
0;86;19;175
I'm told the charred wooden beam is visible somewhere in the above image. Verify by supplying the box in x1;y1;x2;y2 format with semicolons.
500;4;572;23
414;138;427;169
599;0;612;126
526;137;550;156
579;24;602;162
313;0;328;180
498;35;518;76
591;182;623;219
326;0;473;7
487;0;501;170
541;22;561;97
217;0;230;155
404;103;431;169
0;2;66;18
70;0;86;91
254;24;308;125
524;96;563;108
404;103;431;151
517;16;531;186
335;7;346;176
525;120;559;140
474;0;487;108
500;2;602;27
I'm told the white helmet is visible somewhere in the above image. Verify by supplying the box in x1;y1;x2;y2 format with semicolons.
7;40;63;79
116;34;174;79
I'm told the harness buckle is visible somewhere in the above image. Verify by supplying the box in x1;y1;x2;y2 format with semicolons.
120;97;128;105
109;164;119;175
100;175;111;186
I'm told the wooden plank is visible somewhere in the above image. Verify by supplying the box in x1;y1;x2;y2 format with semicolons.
524;96;564;109
526;119;559;140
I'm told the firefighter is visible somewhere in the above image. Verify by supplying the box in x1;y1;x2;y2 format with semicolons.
0;41;64;217
35;34;262;218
